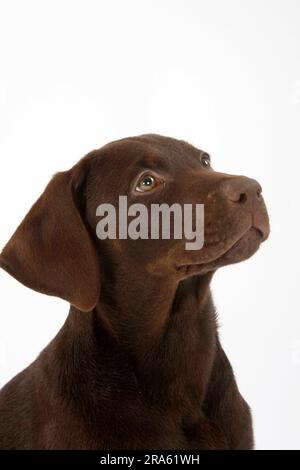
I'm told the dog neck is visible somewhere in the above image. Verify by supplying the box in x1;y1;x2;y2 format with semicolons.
94;266;217;406
47;266;217;415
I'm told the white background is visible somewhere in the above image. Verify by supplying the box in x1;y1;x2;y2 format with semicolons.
0;0;299;450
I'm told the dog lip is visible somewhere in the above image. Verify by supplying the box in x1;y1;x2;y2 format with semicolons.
252;209;270;241
252;221;269;242
252;225;264;239
177;225;264;272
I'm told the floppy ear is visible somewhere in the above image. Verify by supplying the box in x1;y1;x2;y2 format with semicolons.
0;166;100;312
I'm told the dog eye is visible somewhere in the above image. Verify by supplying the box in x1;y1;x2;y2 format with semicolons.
200;154;211;168
136;174;160;192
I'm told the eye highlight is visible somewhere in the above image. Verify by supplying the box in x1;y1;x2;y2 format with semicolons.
200;153;211;168
135;173;162;193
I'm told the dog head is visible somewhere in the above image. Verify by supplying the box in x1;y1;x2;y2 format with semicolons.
0;134;269;311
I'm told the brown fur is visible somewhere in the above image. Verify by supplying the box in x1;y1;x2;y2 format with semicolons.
0;134;269;449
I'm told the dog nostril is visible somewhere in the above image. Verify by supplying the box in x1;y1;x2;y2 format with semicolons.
222;178;262;205
238;193;247;204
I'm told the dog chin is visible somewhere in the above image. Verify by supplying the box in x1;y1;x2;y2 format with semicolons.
179;227;263;277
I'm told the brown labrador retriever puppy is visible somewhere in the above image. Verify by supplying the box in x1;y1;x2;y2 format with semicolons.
0;134;269;450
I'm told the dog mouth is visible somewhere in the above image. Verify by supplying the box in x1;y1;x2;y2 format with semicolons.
177;226;266;276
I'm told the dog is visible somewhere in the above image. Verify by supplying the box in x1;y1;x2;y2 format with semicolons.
0;134;269;449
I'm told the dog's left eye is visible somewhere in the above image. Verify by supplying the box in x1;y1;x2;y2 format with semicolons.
200;154;211;168
136;174;161;192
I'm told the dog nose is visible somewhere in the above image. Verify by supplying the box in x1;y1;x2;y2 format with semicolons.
220;177;262;206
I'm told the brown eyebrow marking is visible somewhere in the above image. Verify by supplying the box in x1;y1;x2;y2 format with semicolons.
135;156;170;172
144;153;157;164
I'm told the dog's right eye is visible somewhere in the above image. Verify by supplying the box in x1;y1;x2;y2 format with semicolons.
135;174;162;193
200;153;211;168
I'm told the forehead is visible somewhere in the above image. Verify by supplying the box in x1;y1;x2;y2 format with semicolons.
94;135;206;173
